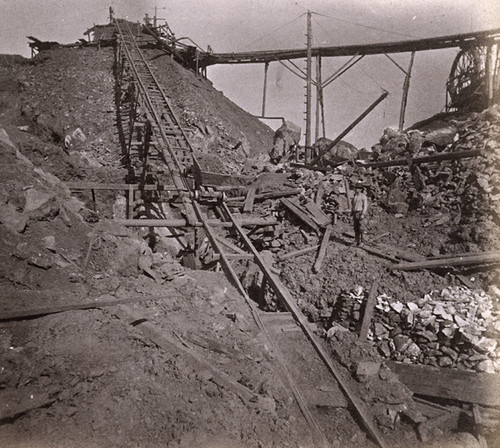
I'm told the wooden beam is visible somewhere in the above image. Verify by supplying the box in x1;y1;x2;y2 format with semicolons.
393;252;500;271
359;278;380;341
358;149;482;169
278;245;320;261
387;361;500;406
0;294;174;322
65;182;178;191
304;200;331;227
243;186;257;213
313;225;332;273
310;90;389;166
281;198;320;233
115;217;277;228
398;51;415;132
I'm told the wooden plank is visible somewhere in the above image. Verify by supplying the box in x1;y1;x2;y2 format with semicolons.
313;226;332;273
0;294;175;322
278;245;320;261
358;244;398;263
387;361;500;406
0;393;56;422
281;198;320;233
373;243;425;262
215;235;247;255
359;278;380;341
226;188;301;204
243;186;257;213
304;200;331;227
393;253;500;271
358;149;482;169
115;217;277;228
65;182;178;191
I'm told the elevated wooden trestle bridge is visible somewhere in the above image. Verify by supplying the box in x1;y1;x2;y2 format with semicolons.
138;11;500;164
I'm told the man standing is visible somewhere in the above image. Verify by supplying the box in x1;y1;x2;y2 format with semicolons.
351;182;368;245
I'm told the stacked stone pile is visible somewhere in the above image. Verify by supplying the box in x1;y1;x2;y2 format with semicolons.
333;284;500;373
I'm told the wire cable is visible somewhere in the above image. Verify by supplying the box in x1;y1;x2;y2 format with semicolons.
242;13;306;50
312;11;420;39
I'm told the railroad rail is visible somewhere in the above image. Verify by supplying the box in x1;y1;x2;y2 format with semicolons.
111;22;389;447
115;19;196;192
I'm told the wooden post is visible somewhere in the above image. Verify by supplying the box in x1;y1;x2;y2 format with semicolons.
127;185;134;219
398;51;415;132
305;11;312;164
313;225;332;273
262;62;269;117
91;189;96;211
359;278;380;340
485;42;496;108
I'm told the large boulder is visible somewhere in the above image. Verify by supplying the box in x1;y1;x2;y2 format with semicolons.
270;121;301;163
313;137;358;166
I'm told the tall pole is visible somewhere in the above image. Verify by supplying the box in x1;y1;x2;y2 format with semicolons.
398;51;415;132
305;10;312;163
154;6;157;28
485;41;496;108
315;56;321;141
262;62;269;117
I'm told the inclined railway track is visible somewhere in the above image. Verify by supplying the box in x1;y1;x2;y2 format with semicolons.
113;21;388;448
115;19;194;192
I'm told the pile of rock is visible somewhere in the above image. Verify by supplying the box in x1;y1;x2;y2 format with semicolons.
364;106;500;230
370;286;500;373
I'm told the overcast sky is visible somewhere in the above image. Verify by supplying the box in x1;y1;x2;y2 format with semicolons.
1;0;499;147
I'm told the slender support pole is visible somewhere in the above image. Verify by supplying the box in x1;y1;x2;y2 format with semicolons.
305;11;312;163
262;62;269;117
315;56;322;142
398;51;415;132
485;42;496;108
310;90;389;166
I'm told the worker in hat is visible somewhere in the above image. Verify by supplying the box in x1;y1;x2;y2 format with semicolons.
351;182;368;245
